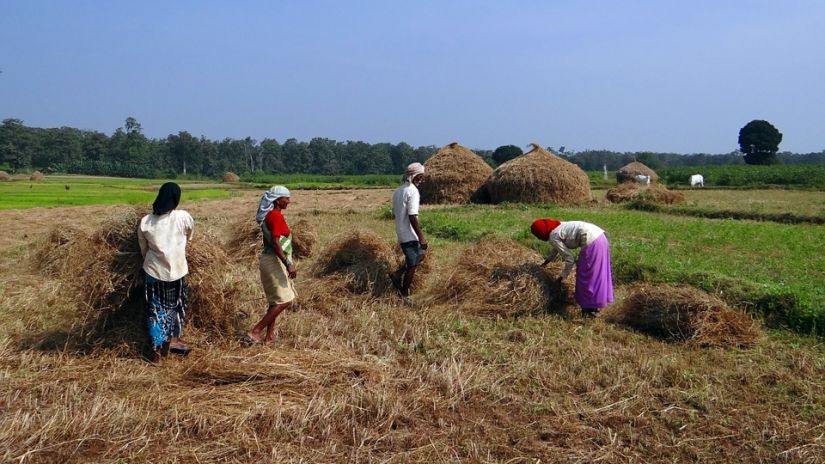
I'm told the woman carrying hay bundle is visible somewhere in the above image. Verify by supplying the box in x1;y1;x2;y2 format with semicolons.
247;186;297;345
531;219;614;317
389;163;429;299
138;182;195;362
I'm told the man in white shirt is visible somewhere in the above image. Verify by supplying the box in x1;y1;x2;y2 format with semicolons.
390;162;428;298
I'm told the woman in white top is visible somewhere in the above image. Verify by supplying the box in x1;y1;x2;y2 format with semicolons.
137;182;194;362
531;218;614;317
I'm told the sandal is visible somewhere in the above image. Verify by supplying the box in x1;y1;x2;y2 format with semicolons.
169;343;192;356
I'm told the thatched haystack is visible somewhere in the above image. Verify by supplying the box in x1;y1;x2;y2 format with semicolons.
606;284;762;347
605;183;685;204
35;208;242;337
616;161;658;184
485;143;591;204
419;142;493;204
313;230;396;296
427;237;575;317
0;170;10;181
222;172;240;183
227;217;317;263
30;171;45;181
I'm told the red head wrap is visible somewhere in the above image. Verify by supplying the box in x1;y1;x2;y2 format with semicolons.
530;219;561;241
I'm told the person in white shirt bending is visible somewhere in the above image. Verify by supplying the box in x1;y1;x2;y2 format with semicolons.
137;182;195;362
390;162;428;298
531;218;614;317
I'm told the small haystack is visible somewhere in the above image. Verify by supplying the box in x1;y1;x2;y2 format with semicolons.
313;230;396;296
605;183;685;204
616;161;658;184
30;171;45;181
427;237;575;317
485;143;591;204
227;217;317;263
419;142;493;204
35;208;242;339
0;170;10;181
222;172;240;183
606;284;762;347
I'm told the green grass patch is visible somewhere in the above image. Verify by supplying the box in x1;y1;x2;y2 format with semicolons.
658;164;825;189
0;176;231;209
422;203;825;336
243;173;398;189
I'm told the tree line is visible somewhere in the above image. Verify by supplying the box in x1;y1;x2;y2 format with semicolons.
2;117;823;179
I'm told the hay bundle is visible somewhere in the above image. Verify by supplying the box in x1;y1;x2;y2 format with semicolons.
605;183;685;204
227;217;317;263
222;172;240;183
0;170;10;181
616;161;658;184
291;219;317;259
607;284;762;347
30;171;45;181
35;208;241;337
485;143;591;204
428;237;575;317
313;230;396;296
419;142;493;204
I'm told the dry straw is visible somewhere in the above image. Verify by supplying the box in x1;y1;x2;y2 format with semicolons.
606;283;762;347
0;170;10;181
222;171;240;183
616;161;658;184
313;229;398;296
605;182;685;204
485;143;591;204
34;207;243;344
426;236;575;317
227;217;317;264
30;170;45;181
419;142;493;204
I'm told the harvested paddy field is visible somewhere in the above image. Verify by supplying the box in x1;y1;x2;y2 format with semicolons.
1;190;823;463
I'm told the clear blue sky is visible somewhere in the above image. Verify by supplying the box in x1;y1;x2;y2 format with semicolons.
1;1;823;153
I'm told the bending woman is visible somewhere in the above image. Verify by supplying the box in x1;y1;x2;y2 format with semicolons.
248;186;296;344
531;219;614;317
137;182;195;361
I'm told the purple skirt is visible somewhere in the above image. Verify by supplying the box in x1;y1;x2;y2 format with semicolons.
575;233;614;309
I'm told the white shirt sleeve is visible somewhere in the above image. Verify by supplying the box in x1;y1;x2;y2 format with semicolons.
549;234;576;278
407;188;420;216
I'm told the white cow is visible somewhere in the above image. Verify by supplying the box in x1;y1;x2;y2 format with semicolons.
633;174;651;185
689;174;704;187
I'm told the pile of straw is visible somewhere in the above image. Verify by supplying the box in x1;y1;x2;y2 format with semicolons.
616;161;658;184
605;183;685;204
0;170;10;181
226;217;317;263
30;171;45;181
606;284;762;347
222;172;240;183
35;208;242;338
427;237;574;317
419;142;493;204
313;230;396;296
485;144;591;204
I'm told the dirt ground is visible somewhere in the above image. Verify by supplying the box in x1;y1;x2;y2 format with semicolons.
0;188;393;250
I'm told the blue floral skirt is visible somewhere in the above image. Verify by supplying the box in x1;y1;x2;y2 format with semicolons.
144;272;187;351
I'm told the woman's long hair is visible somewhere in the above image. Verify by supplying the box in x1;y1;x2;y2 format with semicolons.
152;182;181;216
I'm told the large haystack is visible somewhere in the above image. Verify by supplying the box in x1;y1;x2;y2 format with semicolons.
0;170;10;181
606;284;762;347
605;183;685;204
427;237;575;317
485;143;591;204
227;217;317;263
222;172;240;183
35;208;242;339
419;142;493;204
313;230;396;296
616;161;658;184
30;171;45;181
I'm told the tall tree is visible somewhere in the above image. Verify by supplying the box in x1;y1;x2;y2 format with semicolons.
739;120;782;165
492;145;523;165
